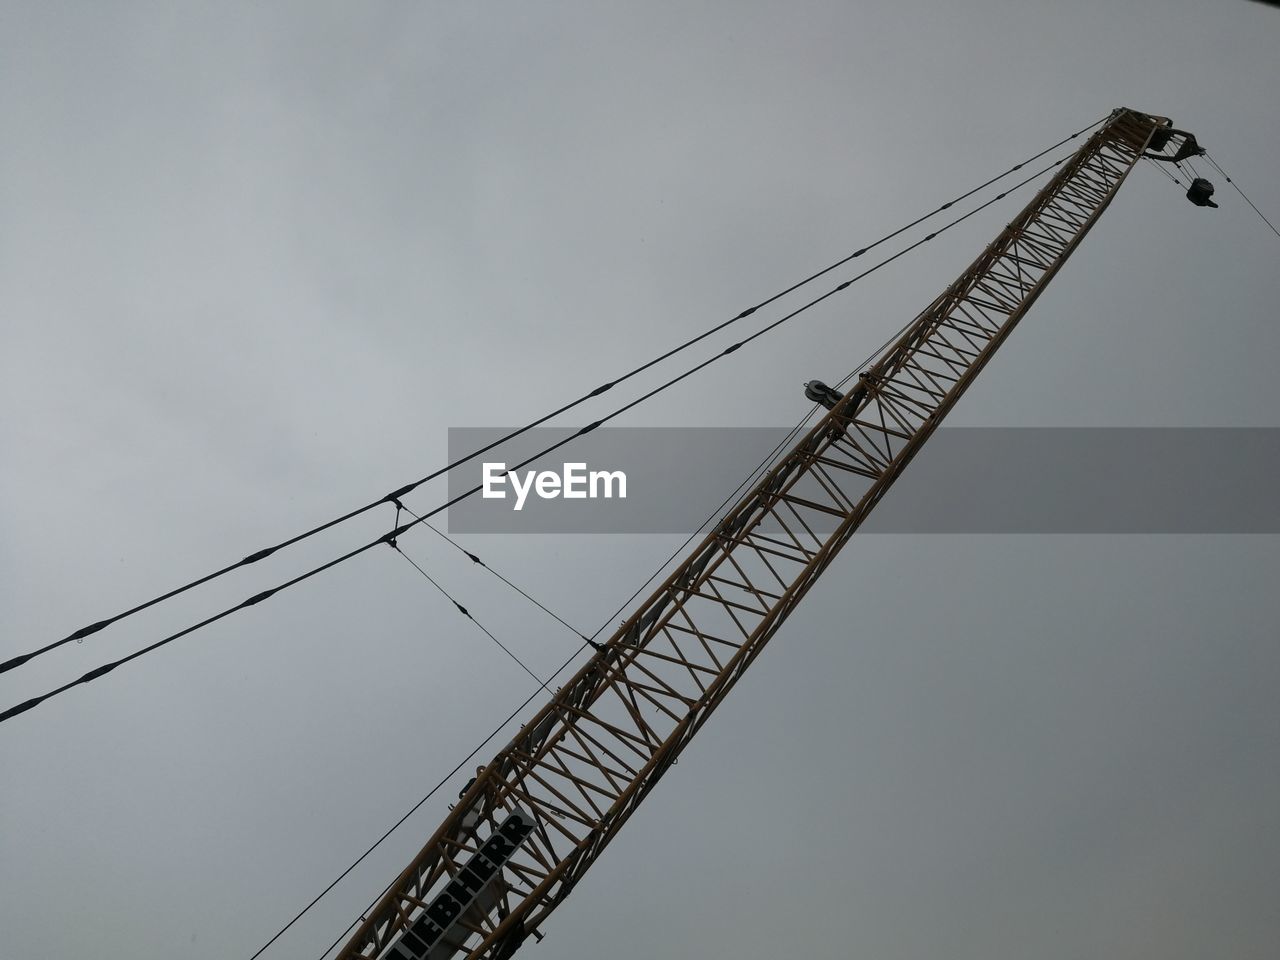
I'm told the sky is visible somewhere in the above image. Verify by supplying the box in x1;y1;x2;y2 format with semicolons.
1;2;1278;959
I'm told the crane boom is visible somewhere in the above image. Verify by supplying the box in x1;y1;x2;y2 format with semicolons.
337;107;1194;960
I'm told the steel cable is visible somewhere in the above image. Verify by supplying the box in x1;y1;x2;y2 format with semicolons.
0;152;1081;727
0;116;1106;679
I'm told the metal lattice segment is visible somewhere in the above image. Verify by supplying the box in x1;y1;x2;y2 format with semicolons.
337;108;1178;960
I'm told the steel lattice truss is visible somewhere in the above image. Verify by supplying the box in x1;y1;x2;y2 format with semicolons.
338;108;1187;960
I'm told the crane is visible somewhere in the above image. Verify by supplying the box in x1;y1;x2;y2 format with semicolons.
336;107;1207;960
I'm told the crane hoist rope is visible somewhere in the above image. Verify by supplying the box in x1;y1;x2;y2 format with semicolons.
333;107;1210;960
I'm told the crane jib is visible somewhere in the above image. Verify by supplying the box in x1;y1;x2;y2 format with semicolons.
339;108;1205;960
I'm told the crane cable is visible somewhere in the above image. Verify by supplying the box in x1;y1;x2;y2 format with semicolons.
253;283;942;960
0;116;1106;681
403;507;593;647
0;152;1083;727
1204;153;1280;239
1136;154;1276;243
387;495;587;685
391;543;551;692
1144;155;1184;187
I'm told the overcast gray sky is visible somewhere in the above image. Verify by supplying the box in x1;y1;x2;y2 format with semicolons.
2;2;1278;959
